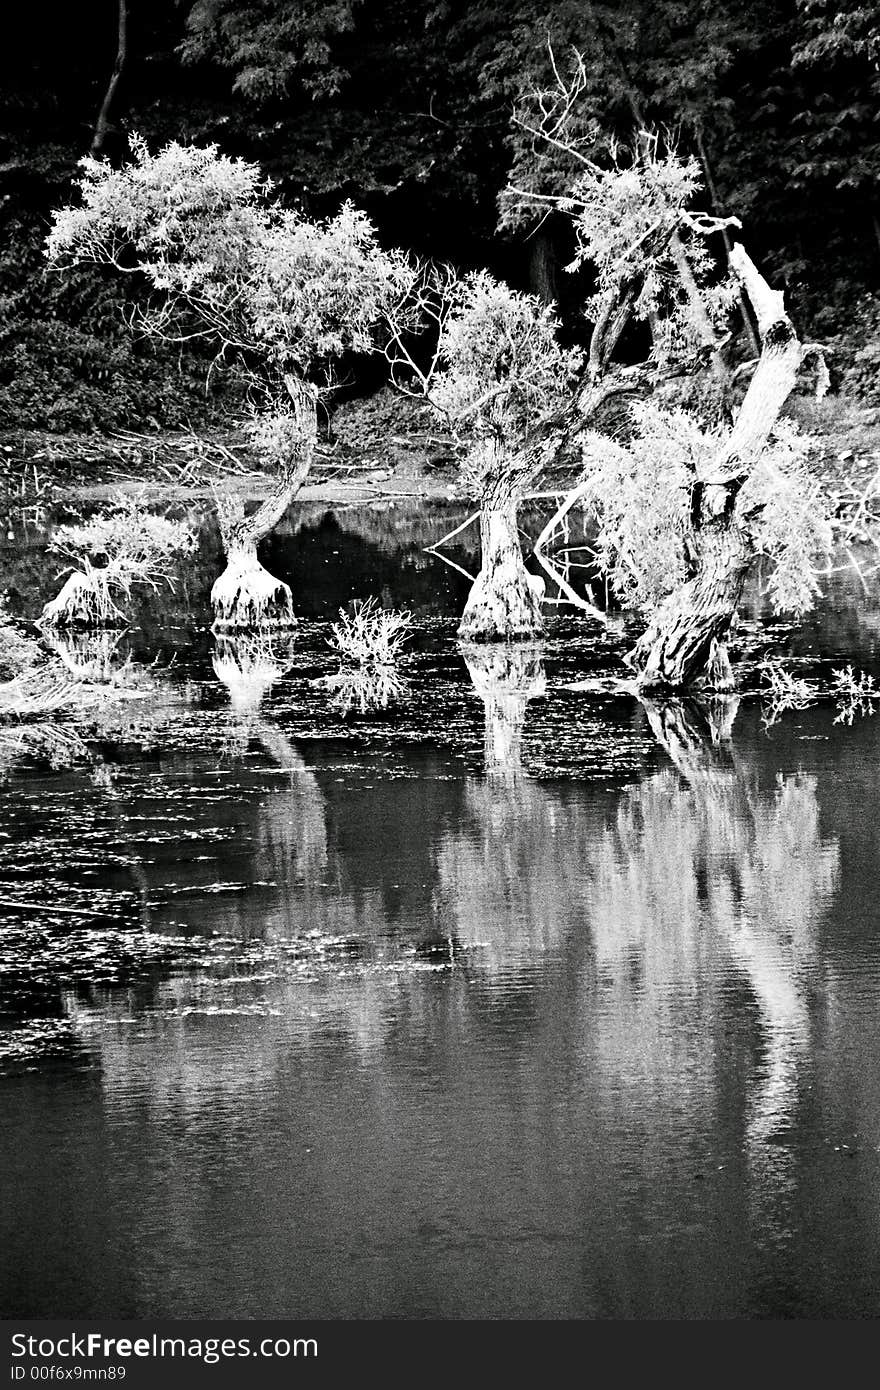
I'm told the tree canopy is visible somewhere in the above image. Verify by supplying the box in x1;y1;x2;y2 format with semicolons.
1;0;879;432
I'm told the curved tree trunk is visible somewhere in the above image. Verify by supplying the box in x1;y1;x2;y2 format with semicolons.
629;520;751;691
628;244;806;690
90;0;128;159
528;228;558;306
211;376;316;631
458;474;544;643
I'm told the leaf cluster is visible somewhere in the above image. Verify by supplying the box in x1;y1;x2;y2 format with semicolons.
180;0;362;102
431;271;581;480
579;402;833;617
46;138;416;388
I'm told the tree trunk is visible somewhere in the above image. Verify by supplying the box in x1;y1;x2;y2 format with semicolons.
90;0;128;159
627;243;805;690
211;538;295;632
629;520;750;690
458;479;544;643
211;376;316;631
528;228;558;305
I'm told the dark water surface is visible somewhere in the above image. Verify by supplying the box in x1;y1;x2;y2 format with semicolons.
3;503;880;1319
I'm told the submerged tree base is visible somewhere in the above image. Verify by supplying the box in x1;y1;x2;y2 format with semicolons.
210;553;295;632
458;500;546;643
458;573;545;643
39;570;126;630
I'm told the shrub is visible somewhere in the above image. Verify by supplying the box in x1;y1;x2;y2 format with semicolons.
827;296;880;405
328;597;412;666
41;497;196;627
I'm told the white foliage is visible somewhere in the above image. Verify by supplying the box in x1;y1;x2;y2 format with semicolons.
740;420;833;616
431;271;581;486
579;405;832;618
568;143;701;281
329;597;412;666
42;497;196;628
47;137;415;383
579;401;710;610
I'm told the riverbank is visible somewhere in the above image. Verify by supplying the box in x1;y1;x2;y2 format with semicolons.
1;391;878;518
0;387;462;511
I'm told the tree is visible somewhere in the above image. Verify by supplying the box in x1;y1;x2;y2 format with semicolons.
179;0;362;103
790;0;880;256
619;247;831;688
91;0;129;159
176;0;509;267
563;244;831;686
393;269;581;640
511;102;833;688
46;136;415;628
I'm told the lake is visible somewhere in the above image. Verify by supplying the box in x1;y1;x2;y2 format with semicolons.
2;500;880;1319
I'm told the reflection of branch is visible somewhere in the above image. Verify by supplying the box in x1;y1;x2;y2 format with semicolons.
534;547;605;619
323;666;407;715
531;482;606;620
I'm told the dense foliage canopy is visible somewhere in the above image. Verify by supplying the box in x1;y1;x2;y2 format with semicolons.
1;0;878;430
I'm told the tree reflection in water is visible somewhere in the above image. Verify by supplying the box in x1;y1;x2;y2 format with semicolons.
435;644;594;971
594;695;839;1236
29;632;843;1271
212;633;328;905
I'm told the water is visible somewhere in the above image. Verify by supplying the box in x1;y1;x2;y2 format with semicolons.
3;502;880;1319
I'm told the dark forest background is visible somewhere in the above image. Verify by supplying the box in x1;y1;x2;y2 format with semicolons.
1;0;878;433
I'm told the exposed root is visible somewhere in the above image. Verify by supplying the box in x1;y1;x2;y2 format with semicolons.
458;566;545;643
457;494;545;642
211;555;295;632
39;568;127;630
